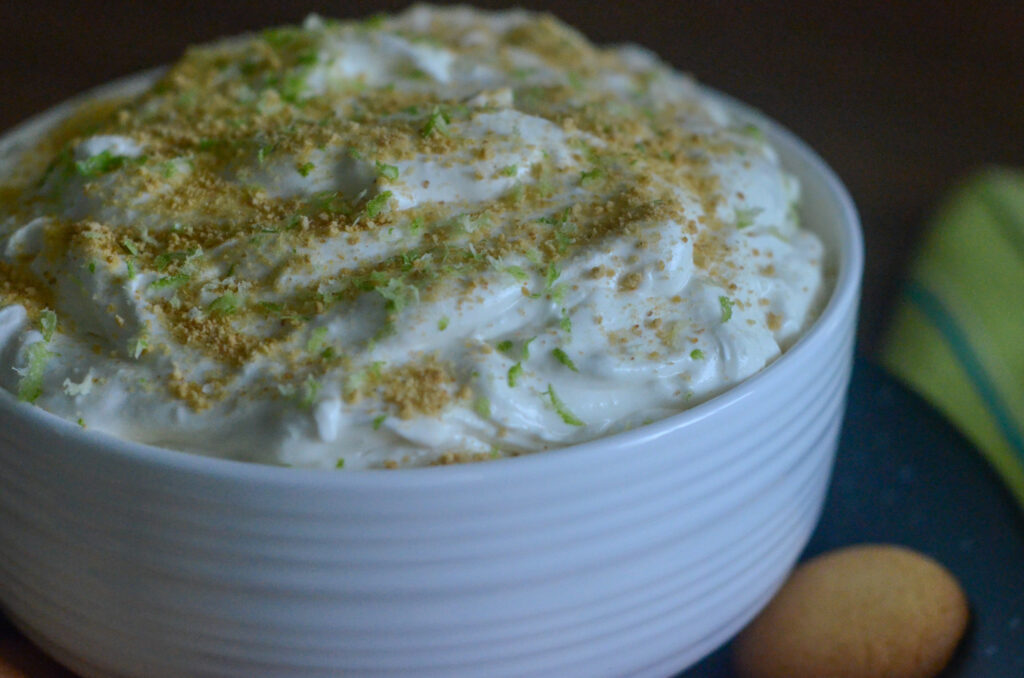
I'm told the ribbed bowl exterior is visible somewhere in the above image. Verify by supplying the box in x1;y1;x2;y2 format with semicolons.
0;76;862;678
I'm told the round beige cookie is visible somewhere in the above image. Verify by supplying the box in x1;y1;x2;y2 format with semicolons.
732;543;969;678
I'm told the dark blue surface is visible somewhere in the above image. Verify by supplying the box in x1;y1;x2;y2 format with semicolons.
681;358;1024;677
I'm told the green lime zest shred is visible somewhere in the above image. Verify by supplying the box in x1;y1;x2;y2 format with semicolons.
150;272;191;290
507;362;523;387
306;326;329;354
377;277;418;313
739;124;764;141
75;150;127;177
39;309;57;342
545;383;583;426
376;161;400;180
690;349;705;360
300;375;321;408
719;296;733;323
131;336;149;359
363;13;387;29
160;160;178;178
735;207;763;229
208;293;240;316
474;396;491;419
278;74;307;104
503;265;529;281
258;301;283;314
154;250;192;271
552;347;578;372
372;414;387;430
16;342;51;403
544;262;561;292
364;191;393;218
420;108;451;137
559;310;572;333
580;168;604;185
522;337;535;360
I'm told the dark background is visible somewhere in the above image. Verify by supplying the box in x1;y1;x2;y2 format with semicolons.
2;1;1023;352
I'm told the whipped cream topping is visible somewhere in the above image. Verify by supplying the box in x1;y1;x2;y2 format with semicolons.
0;6;826;468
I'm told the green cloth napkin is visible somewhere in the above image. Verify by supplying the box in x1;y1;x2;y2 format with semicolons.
882;167;1024;509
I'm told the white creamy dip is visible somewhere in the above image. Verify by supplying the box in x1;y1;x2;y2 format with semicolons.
0;6;825;468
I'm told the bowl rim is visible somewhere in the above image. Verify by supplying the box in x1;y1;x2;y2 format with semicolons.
0;70;864;488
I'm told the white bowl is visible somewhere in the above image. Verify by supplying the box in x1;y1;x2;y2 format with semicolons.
0;72;862;678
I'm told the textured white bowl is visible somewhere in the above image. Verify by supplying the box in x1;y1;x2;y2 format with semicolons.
0;73;862;678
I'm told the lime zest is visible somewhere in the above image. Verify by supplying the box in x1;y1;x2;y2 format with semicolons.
544;262;561;292
719;296;733;322
739;123;764;141
376;161;400;181
545;383;583;426
580;168;604;185
16;342;51;403
120;238;139;256
735;207;763;229
420;108;451;137
552;347;578;372
131;335;149;359
208;293;240;316
363;13;387;29
306;326;329;354
300;375;321;408
503;265;530;281
150;272;191;290
377;277;418;313
559;309;572;333
507;362;523;387
522;337;535;360
364;190;393;218
75;150;127;177
39;309;57;342
154;250;193;271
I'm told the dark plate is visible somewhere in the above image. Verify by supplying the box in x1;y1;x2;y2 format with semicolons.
683;357;1024;677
